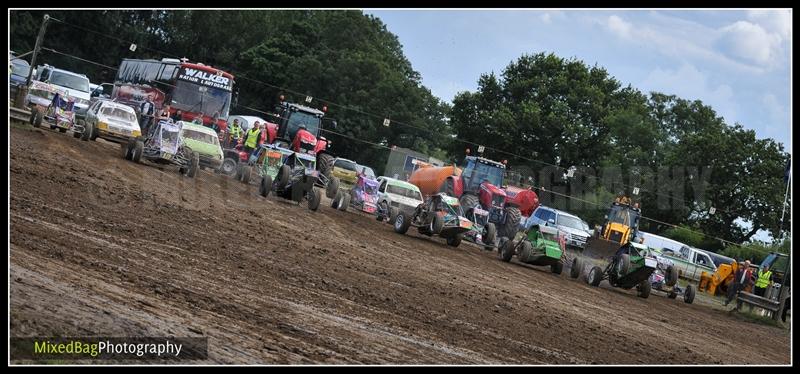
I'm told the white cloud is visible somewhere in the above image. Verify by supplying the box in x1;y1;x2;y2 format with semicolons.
640;63;737;123
597;12;768;74
761;93;786;124
747;9;791;40
716;21;782;66
606;15;632;38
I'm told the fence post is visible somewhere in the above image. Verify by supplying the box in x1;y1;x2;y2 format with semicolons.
15;14;50;109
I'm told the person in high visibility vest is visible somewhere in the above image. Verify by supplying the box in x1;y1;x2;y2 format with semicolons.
754;264;773;297
227;119;242;148
242;122;262;156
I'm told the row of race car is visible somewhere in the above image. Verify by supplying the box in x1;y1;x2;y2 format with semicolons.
25;93;695;306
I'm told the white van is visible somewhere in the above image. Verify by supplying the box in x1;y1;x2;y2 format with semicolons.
27;64;92;117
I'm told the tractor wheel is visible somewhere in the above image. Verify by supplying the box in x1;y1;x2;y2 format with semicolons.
483;222;497;249
684;285;695;304
81;121;93;141
338;193;350;211
326;176;340;199
275;165;291;190
616;254;631;277
317;152;334;178
259;175;273;197
131;140;143;163
447;233;463;248
431;214;444;235
637;280;652;299
587;266;603;287
308;188;321;211
570;257;583;279
459;194;479;212
499;238;515;262
394;212;411;234
552;261;564;275
220;158;237;176
239;163;251;183
668;291;678;299
665;265;678;287
187;152;200;178
498;206;521;239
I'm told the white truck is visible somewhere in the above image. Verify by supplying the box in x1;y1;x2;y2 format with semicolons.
26;64;92;129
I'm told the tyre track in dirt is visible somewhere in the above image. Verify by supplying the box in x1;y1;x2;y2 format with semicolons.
9;124;790;364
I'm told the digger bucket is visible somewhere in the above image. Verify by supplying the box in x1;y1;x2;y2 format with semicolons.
581;236;622;261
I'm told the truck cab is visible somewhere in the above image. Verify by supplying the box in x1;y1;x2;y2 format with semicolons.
30;64;92;117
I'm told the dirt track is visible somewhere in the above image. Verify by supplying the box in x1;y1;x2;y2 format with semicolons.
9;123;791;364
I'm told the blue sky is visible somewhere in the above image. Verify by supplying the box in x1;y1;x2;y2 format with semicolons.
365;9;792;150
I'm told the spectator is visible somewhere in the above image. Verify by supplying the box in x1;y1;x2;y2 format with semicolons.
171;109;183;123
754;264;773;297
724;261;753;306
159;105;171;122
242;121;262;157
227;118;242;148
139;96;156;134
192;112;205;125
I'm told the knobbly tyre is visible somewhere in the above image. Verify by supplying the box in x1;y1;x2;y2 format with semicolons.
257;149;324;212
121;120;200;178
498;224;565;274
393;193;474;248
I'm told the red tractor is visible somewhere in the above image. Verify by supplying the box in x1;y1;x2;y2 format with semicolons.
408;150;539;240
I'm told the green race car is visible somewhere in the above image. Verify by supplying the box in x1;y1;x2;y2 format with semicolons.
499;224;565;274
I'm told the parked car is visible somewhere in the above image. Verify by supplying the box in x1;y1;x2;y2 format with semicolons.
81;99;141;142
358;164;376;179
9;55;30;101
29;64;92;117
374;176;424;223
179;122;225;171
523;206;591;250
331;158;359;186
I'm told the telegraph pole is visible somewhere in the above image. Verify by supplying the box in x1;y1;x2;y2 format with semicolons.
14;14;50;109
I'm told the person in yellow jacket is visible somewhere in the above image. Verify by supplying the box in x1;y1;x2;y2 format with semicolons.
227;118;242;148
754;264;773;297
242;122;262;156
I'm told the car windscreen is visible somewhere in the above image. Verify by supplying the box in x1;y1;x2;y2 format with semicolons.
100;106;137;123
335;159;358;171
557;215;589;231
49;71;90;93
387;184;421;200
182;129;219;146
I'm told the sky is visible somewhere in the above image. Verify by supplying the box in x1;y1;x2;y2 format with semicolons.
365;9;792;151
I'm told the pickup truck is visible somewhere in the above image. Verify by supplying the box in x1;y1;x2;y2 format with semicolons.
659;245;716;282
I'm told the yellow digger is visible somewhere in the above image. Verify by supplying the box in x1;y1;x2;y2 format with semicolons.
582;196;642;259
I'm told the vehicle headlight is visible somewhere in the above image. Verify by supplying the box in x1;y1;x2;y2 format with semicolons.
97;121;108;130
132;130;141;137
